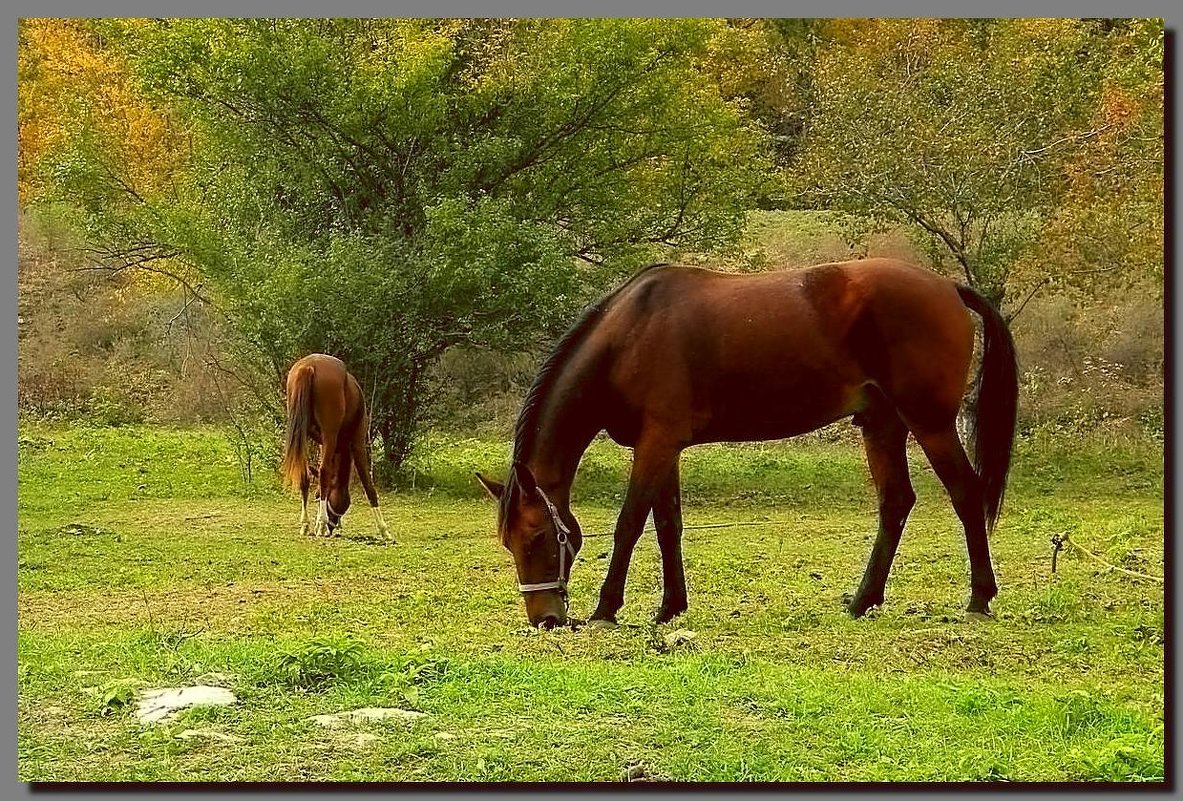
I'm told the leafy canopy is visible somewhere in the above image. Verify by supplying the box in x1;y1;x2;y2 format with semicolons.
791;18;1162;311
37;18;768;474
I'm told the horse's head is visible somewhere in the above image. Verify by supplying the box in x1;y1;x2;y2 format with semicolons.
477;464;582;629
323;480;352;534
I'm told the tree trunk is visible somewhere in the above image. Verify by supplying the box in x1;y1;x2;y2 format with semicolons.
373;360;424;484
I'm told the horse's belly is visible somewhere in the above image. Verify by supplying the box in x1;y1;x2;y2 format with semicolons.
693;373;867;444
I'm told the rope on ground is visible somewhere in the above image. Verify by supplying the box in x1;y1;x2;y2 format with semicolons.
1050;532;1163;583
581;520;770;539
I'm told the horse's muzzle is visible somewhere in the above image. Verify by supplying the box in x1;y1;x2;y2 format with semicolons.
525;592;568;629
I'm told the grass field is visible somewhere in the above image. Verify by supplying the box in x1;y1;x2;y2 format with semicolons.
17;422;1165;782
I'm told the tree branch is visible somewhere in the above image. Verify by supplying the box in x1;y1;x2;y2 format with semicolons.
1005;276;1050;323
894;204;973;284
76;245;214;306
1020;124;1115;162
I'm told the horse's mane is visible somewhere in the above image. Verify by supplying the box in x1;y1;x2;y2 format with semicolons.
510;263;668;469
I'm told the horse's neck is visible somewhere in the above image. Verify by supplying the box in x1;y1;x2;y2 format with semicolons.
519;383;603;506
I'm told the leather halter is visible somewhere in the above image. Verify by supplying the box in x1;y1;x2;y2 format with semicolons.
325;498;343;528
517;487;577;598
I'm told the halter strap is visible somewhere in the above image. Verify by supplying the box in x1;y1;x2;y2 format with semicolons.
324;498;342;524
518;488;577;597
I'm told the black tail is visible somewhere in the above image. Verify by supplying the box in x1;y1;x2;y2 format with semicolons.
281;365;315;490
956;286;1019;533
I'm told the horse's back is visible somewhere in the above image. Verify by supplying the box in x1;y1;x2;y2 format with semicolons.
595;259;975;443
286;353;364;440
290;352;347;376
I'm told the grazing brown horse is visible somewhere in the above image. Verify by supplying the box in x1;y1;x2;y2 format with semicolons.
477;259;1017;629
281;353;391;541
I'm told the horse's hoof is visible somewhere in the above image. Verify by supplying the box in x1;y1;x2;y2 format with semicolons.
588;619;619;631
966;610;994;623
846;595;882;619
654;603;687;625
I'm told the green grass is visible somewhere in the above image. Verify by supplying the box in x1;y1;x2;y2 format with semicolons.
17;422;1165;782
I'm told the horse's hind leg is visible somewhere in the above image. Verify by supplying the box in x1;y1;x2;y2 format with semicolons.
316;430;339;537
351;428;391;542
299;471;312;537
653;460;687;624
848;400;915;618
913;425;998;615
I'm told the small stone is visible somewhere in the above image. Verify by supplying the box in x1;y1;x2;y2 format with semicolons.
136;686;236;725
434;731;456;740
308;707;427;728
623;764;647;782
663;629;697;648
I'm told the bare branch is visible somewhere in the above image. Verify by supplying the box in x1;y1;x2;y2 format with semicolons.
1006;276;1050;323
164;287;203;338
1020;124;1114;162
74;245;215;306
894;204;973;284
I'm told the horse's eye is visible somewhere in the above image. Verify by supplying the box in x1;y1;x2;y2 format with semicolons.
515;528;547;556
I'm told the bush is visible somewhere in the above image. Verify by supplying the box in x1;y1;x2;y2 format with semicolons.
1011;290;1162;439
271;636;369;690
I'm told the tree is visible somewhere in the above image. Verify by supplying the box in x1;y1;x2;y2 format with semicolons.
18;18;183;208
36;18;769;477
789;18;1158;313
697;18;824;186
1016;18;1164;303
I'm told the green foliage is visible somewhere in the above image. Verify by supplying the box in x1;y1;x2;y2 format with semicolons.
1071;733;1164;782
85;385;147;427
790;19;1163;310
36;18;768;476
90;680;138;718
273;636;369;690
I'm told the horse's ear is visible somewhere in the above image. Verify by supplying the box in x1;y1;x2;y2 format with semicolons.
475;472;504;501
512;462;537;496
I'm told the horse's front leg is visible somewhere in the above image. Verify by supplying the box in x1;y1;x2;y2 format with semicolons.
653;460;688;624
589;438;680;624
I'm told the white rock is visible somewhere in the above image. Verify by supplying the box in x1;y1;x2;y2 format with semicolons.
663;629;697;647
308;707;427;728
136;686;237;725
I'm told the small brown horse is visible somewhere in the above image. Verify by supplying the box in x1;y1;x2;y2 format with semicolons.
477;259;1018;628
281;353;391;541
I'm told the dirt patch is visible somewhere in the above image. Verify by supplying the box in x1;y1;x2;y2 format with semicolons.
18;579;352;630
